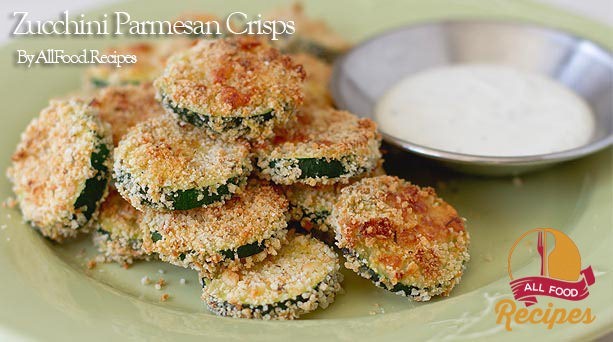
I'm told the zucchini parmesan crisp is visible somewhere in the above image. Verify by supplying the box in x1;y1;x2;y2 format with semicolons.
114;116;252;211
255;106;382;185
155;36;305;140
141;180;289;276
7;99;112;242
90;83;165;145
202;233;342;320
93;189;150;265
332;175;470;301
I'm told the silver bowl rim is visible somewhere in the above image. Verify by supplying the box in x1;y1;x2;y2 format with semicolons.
330;18;613;167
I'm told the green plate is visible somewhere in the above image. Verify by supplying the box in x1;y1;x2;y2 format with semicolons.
0;0;611;341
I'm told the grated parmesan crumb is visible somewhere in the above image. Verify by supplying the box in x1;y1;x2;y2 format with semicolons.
284;162;385;235
332;175;470;300
2;197;17;209
114;116;251;211
160;293;169;302
155;37;305;140
141;276;151;285
203;233;342;320
264;3;352;59
90;83;165;145
254;106;382;185
6;98;112;242
153;279;167;290
93;190;151;265
288;53;333;108
141;180;289;276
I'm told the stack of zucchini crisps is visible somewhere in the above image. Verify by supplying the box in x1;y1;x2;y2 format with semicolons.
7;6;470;320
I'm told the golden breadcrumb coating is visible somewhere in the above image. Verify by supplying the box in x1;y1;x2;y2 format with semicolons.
90;83;165;145
332;175;470;301
141;180;289;276
155;37;305;139
7;99;112;242
289;53;333;108
114;116;252;210
255;106;381;185
285;162;385;233
203;233;342;319
265;3;351;58
93;189;150;264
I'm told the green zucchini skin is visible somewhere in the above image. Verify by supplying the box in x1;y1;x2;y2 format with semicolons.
293;223;335;246
170;177;240;210
342;249;439;298
281;38;342;63
161;94;275;132
151;231;163;243
202;279;319;313
96;227;111;238
73;141;111;222
115;171;246;211
295;158;346;179
96;227;142;248
90;78;109;88
266;157;354;180
219;239;268;259
202;272;341;319
160;232;276;261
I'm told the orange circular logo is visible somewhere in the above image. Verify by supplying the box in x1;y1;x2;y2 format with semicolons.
506;228;595;306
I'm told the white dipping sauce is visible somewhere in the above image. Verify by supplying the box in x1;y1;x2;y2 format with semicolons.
375;64;595;157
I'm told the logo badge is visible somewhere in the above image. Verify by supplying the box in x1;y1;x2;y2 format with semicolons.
494;228;597;330
507;228;595;306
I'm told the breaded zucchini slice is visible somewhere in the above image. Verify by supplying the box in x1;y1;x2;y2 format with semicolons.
284;163;385;243
289;53;333;108
265;3;352;62
114;116;252;211
332;175;470;301
141;180;289;276
7;99;112;242
90;83;165;145
93;189;150;264
285;183;336;242
84;40;194;89
155;37;305;140
255;106;381;185
202;233;342;320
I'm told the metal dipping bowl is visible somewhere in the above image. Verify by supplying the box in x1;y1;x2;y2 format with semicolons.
330;20;613;176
